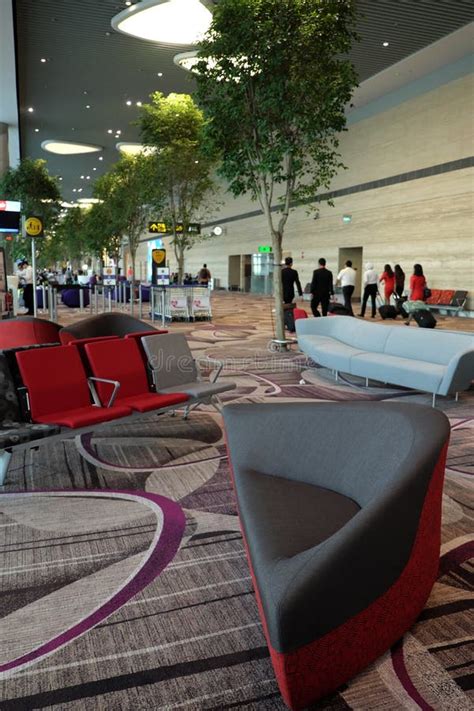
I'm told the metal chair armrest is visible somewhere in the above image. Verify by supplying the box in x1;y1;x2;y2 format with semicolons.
88;377;121;408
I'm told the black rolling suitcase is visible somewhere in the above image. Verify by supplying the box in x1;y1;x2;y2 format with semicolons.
394;294;408;319
413;310;437;328
328;302;351;316
378;305;397;320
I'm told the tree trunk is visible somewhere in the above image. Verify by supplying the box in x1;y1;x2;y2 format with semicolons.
129;246;136;315
272;233;284;341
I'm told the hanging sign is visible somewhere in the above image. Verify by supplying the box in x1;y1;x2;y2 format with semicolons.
24;216;44;238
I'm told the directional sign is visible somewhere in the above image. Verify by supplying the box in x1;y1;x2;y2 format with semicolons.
148;221;167;234
25;216;44;237
258;245;272;253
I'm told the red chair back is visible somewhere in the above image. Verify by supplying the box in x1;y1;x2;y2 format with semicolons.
85;338;149;403
294;308;308;321
16;346;91;420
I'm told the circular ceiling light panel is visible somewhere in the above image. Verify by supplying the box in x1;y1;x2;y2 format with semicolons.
111;0;212;45
116;142;156;156
77;198;103;204
173;50;200;72
42;140;103;155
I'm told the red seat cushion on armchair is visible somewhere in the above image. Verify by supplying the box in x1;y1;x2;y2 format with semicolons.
16;345;132;427
84;338;188;411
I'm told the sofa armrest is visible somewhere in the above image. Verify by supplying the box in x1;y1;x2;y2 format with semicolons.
439;349;474;395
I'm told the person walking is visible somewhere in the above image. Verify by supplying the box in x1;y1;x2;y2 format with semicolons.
379;264;395;305
394;264;405;298
198;264;211;286
281;257;303;304
359;262;378;318
310;258;333;317
409;263;427;302
336;259;356;315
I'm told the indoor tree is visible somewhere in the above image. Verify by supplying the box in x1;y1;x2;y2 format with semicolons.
139;92;218;283
0;158;62;267
195;0;358;339
93;154;158;302
81;201;123;269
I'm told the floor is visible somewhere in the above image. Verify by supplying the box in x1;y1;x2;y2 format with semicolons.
1;293;473;710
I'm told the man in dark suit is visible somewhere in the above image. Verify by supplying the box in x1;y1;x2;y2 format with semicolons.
281;257;303;304
310;258;333;316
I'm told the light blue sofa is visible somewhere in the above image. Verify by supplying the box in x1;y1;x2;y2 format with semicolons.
296;316;474;403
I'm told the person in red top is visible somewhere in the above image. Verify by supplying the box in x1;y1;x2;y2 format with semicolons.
379;264;395;305
409;263;427;302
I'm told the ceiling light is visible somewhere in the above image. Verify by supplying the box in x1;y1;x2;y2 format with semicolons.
77;197;103;205
383;41;389;47
85;104;91;109
136;101;142;106
27;107;34;112
107;129;113;134
111;0;212;45
34;128;39;132
80;175;84;179
126;100;132;106
116;130;121;134
72;189;77;193
40;58;47;63
59;177;63;181
98;156;104;161
86;176;91;180
78;188;83;193
116;142;155;155
125;0;132;5
41;140;103;155
157;72;163;77
93;167;97;171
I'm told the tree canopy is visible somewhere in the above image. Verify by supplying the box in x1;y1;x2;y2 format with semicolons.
139;92;218;281
195;0;358;338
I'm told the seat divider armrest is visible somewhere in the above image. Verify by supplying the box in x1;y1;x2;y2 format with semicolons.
88;377;121;408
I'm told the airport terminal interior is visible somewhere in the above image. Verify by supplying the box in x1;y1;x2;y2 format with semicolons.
0;1;473;709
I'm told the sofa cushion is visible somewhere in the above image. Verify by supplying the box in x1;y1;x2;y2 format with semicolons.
383;328;474;365
305;339;366;372
351;353;445;392
237;468;360;560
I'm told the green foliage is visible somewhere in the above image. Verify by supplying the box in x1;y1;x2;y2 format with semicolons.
139;92;219;280
81;202;122;265
195;0;358;337
0;158;62;261
93;154;160;280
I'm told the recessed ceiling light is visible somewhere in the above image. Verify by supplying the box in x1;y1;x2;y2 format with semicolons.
78;188;83;192
194;160;199;164
383;41;389;47
136;101;142;106
93;167;97;171
116;129;122;134
157;72;163;77
85;104;91;109
27;107;34;112
34;128;39;132
40;58;47;63
41;139;103;155
126;100;132;106
125;0;132;5
86;176;90;180
98;156;104;161
116;142;155;155
111;0;212;45
72;189;77;193
59;177;63;181
107;129;113;134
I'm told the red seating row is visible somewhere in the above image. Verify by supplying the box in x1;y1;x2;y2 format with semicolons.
15;336;188;429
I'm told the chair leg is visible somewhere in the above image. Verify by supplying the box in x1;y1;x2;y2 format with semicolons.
455;392;459;402
0;450;12;486
335;370;339;382
432;393;436;408
365;377;369;387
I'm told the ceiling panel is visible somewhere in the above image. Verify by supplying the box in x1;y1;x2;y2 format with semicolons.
13;0;474;201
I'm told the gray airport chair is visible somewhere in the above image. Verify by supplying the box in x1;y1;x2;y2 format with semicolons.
141;333;235;416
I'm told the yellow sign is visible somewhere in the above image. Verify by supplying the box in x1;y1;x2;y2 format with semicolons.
148;221;167;234
152;249;166;266
25;216;44;237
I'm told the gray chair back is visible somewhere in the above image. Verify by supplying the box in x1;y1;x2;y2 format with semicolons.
141;333;198;389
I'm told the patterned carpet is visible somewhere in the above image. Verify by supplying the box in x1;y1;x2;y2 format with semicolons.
1;302;473;710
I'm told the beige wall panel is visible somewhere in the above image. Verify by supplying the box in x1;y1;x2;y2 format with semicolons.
137;75;474;307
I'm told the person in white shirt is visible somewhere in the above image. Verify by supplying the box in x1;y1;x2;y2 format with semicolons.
336;260;357;315
16;260;34;315
359;262;379;318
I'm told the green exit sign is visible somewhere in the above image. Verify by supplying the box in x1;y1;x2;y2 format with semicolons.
258;245;272;253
